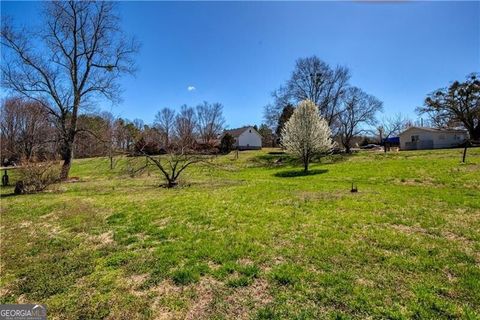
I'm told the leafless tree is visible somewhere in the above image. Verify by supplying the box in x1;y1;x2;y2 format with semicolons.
1;97;52;163
154;107;176;147
175;105;197;147
376;113;409;152
268;56;351;128
196;101;225;145
337;87;383;153
142;149;207;188
1;1;138;179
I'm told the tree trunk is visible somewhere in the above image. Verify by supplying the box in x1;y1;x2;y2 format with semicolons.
60;139;74;180
303;156;309;173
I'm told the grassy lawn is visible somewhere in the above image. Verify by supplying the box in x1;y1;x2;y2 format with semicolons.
1;148;479;319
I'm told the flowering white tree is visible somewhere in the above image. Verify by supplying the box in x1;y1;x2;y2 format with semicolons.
281;100;334;172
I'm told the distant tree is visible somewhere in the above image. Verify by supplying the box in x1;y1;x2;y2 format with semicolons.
271;56;350;128
1;1;138;179
263;103;281;132
282;100;334;172
175;105;197;147
276;104;295;137
376;113;409;152
0;97;51;163
220;133;235;153
337;87;383;153
258;123;275;147
417;73;480;140
196;101;225;145
154;108;176;147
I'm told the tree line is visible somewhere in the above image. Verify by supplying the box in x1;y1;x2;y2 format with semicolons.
0;97;226;163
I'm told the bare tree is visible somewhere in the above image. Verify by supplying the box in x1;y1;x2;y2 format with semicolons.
337;87;383;153
376;113;409;152
154;107;176;147
1;97;52;163
140;148;207;188
175;105;197;147
269;56;351;128
196;101;225;145
1;1;138;179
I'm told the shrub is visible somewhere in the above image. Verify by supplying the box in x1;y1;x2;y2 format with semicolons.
220;133;235;153
14;161;60;194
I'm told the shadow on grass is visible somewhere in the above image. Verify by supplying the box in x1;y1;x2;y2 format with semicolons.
274;168;328;178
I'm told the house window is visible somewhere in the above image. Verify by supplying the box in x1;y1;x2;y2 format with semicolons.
411;135;419;142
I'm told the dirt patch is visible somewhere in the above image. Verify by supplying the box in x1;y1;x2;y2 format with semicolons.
355;278;374;288
185;278;222;320
388;223;430;235
223;278;272;320
126;273;149;296
87;231;114;248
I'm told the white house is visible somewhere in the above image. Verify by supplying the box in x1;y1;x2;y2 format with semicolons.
223;126;262;150
399;126;468;150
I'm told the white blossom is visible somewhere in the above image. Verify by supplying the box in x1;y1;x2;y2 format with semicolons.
281;100;334;172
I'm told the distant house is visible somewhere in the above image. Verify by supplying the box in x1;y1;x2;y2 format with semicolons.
399;127;468;150
223;126;262;150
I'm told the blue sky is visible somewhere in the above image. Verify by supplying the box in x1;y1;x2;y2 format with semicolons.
1;1;479;128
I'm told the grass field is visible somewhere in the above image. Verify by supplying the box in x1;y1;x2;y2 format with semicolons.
1;148;479;319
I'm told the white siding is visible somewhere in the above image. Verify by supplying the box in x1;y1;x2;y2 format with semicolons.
237;128;262;149
399;127;466;150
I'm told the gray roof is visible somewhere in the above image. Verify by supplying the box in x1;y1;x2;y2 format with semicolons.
223;126;253;138
400;126;467;135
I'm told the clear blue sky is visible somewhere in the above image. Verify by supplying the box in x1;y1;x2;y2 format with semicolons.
2;1;479;128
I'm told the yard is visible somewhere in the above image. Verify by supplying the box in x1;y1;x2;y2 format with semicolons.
1;148;479;319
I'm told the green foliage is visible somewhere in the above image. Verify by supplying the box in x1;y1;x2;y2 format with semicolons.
276;104;295;137
270;264;302;286
171;268;200;285
220;133;235;153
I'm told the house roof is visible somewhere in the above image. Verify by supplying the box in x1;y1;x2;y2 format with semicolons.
399;126;467;136
223;126;254;138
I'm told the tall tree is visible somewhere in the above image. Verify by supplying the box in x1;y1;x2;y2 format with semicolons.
258;123;275;147
376;113;408;152
417;73;480;140
1;1;138;179
154;107;176;147
196;101;225;145
0;97;52;162
276;104;295;137
175;105;197;147
282;100;334;172
268;56;350;128
337;87;383;153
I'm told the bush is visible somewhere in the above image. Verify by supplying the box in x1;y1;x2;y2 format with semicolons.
14;162;60;194
220;133;235;153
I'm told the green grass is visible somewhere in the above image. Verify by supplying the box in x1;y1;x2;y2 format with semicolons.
1;148;479;319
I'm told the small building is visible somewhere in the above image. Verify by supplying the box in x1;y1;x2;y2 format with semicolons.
399;127;468;150
223;126;262;150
